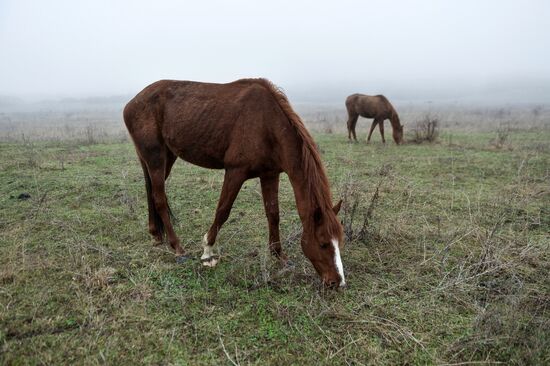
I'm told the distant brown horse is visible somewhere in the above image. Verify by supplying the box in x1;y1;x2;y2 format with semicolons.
345;94;404;144
123;79;345;287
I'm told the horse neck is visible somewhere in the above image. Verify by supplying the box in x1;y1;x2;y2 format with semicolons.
281;137;333;228
389;111;400;129
287;167;314;225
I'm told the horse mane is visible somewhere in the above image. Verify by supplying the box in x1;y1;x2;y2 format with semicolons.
376;94;401;128
391;109;401;128
253;78;336;219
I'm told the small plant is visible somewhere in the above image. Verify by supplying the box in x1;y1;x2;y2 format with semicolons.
341;164;389;242
411;114;439;143
84;124;97;145
490;125;511;149
20;133;39;168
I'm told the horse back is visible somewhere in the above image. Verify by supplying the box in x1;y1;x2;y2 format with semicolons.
124;79;286;172
346;93;394;119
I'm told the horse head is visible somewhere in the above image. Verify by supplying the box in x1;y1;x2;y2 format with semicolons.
301;200;345;288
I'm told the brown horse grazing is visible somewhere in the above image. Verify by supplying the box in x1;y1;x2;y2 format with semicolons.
123;78;345;287
345;93;404;144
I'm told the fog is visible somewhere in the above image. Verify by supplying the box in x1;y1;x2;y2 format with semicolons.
1;0;549;104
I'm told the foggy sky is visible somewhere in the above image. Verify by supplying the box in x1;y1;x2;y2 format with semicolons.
1;0;549;102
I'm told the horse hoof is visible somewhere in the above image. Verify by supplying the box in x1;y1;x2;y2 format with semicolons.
201;257;219;267
175;255;190;264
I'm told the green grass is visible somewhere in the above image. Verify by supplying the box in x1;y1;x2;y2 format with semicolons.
1;131;549;365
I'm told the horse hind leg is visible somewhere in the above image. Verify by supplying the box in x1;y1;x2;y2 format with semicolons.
346;113;359;142
140;150;177;246
135;134;185;259
140;159;163;245
351;115;359;142
147;159;185;258
125;102;185;259
164;150;177;179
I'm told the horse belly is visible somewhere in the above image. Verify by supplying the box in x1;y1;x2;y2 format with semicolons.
178;149;225;169
163;123;228;170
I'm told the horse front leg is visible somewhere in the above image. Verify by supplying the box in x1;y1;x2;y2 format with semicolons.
202;168;247;267
260;174;288;265
366;120;377;143
378;119;386;143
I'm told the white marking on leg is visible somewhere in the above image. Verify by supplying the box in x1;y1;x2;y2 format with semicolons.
201;233;218;267
331;239;345;287
201;234;212;259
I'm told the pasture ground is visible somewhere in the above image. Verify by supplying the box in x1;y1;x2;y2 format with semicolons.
1;131;549;365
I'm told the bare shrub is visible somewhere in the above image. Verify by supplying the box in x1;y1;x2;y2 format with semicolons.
80;124;110;145
490;125;511;149
21;133;40;168
438;189;549;364
411;114;439;143
341;164;390;242
84;124;97;145
340;179;369;242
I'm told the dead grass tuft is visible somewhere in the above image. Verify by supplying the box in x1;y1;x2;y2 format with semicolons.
81;266;117;291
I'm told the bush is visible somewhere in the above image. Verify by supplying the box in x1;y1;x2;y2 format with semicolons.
340;164;390;243
490;126;511;149
411;114;439;143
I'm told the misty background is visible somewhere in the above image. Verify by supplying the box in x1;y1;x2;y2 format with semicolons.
1;0;549;104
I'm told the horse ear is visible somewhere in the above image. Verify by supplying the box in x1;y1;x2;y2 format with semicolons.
313;206;323;224
333;200;342;215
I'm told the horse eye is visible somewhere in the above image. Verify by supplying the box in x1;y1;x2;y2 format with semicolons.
321;242;330;249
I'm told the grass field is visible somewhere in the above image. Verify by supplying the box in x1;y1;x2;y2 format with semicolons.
1;130;549;364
